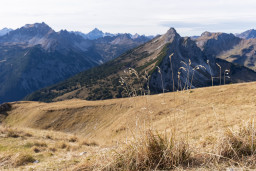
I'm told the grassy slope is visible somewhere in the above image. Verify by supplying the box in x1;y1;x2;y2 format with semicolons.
1;82;256;170
0;126;100;170
2;81;256;144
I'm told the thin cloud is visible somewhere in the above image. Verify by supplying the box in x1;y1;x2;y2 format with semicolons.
1;0;256;36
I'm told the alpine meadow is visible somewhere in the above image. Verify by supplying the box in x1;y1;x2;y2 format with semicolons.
0;0;256;170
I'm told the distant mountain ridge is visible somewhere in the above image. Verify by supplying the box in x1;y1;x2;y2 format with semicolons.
0;22;152;103
72;28;154;40
25;28;256;102
0;28;13;36
72;28;115;40
236;29;256;39
194;30;256;71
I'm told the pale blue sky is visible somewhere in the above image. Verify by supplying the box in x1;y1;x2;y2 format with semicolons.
1;0;256;36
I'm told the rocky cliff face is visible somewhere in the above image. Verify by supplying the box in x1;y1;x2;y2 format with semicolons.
150;29;213;92
217;39;256;71
194;30;256;72
195;32;241;57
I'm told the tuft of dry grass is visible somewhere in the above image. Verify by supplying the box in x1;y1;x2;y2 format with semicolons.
32;146;41;153
103;130;191;170
69;136;78;142
33;141;48;147
80;139;98;147
216;121;256;165
45;134;52;139
12;153;36;167
6;129;20;138
49;147;57;152
57;142;69;149
24;132;33;137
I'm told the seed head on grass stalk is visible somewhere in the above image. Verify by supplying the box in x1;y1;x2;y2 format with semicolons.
177;72;181;91
129;67;145;96
224;69;230;85
180;61;190;90
178;66;187;91
190;65;206;89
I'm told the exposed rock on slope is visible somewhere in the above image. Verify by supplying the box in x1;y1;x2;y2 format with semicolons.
195;31;241;57
195;31;256;71
217;39;256;71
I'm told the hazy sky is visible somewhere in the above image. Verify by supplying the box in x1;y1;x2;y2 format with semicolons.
1;0;256;36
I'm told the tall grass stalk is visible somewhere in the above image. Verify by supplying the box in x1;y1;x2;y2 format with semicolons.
156;66;166;104
252;114;255;154
207;60;213;86
187;59;191;90
216;63;221;85
224;69;230;85
178;66;187;91
180;61;188;90
190;65;206;89
169;54;175;92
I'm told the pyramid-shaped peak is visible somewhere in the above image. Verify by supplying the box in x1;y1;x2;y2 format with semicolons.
90;28;103;33
162;27;180;42
166;27;178;34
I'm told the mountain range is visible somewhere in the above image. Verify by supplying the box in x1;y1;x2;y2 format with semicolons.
0;28;13;36
25;28;256;102
1;22;256;103
0;22;152;103
72;28;154;40
72;28;115;40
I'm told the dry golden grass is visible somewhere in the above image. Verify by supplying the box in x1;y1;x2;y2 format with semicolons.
108;130;191;170
0;125;100;170
2;82;255;145
0;81;255;170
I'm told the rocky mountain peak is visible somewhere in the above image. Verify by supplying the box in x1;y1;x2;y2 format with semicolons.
86;28;104;39
162;27;180;43
201;31;212;37
196;31;241;57
22;22;53;33
236;29;256;39
91;28;103;33
0;28;13;36
24;22;49;28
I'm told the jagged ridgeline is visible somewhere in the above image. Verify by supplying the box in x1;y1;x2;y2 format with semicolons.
25;28;256;102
